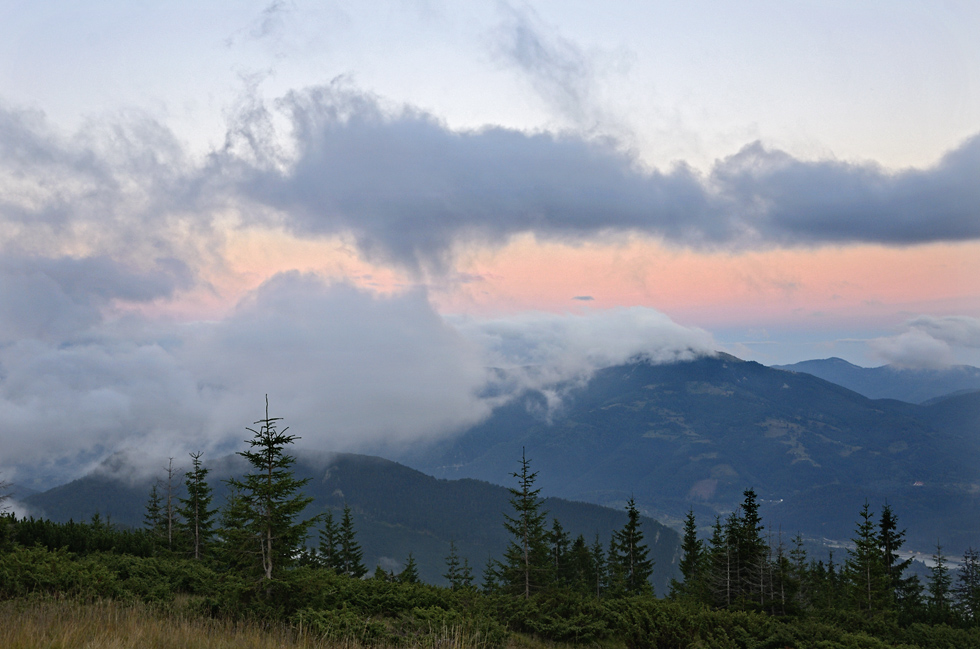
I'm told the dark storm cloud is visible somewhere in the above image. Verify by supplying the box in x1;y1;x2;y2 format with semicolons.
229;84;980;269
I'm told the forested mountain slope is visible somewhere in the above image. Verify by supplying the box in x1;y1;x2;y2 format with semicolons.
397;354;980;553
22;452;680;591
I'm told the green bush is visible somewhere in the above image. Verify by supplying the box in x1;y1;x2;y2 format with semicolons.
0;545;120;600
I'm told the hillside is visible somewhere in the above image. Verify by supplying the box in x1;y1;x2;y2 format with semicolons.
22;452;680;593
396;354;980;552
774;357;980;403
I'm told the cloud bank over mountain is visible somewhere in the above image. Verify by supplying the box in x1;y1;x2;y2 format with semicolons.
0;265;715;487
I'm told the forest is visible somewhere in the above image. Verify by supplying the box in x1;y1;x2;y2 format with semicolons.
2;401;980;649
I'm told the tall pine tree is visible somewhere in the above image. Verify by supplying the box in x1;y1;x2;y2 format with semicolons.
336;503;367;578
844;502;888;612
500;449;550;599
223;396;318;581
607;497;654;596
176;452;216;560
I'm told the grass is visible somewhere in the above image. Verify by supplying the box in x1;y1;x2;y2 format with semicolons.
0;598;334;649
0;598;521;649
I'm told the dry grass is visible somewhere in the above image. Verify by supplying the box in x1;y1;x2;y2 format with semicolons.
0;598;336;649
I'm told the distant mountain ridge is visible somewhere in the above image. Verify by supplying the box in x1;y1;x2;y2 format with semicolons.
394;354;980;554
773;357;980;403
22;452;680;592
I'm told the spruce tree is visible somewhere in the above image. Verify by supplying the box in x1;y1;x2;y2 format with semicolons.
176;452;216;560
954;547;980;620
671;509;706;602
144;483;166;547
844;502;888;612
588;533;607;598
500;449;550;598
445;540;474;590
607;497;654;596
319;510;340;571
224;396;318;581
734;489;767;606
337;503;367;578
927;543;953;622
878;503;912;608
481;554;500;594
398;553;421;584
548;518;571;586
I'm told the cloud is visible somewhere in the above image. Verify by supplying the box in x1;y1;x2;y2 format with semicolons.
0;263;716;486
0;255;191;342
572;295;594;301
180;273;493;453
491;3;596;127
713;139;980;246
4;85;980;280
905;315;980;349
224;83;980;271
0;104;221;275
0;274;494;485
869;316;980;369
452;306;716;397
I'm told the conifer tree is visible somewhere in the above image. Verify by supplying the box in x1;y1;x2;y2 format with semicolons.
733;489;767;606
566;534;593;595
927;543;953;622
144;483;167;546
216;484;255;572
878;503;912;608
709;514;735;608
500;449;550;599
223;396;318;581
789;534;810;611
481;554;500;594
844;502;888;612
459;557;475;590
671;509;706;602
444;540;474;590
318;510;340;571
176;452;216;560
548;518;571;586
398;553;420;584
337;503;367;578
373;564;394;581
607;497;654;596
954;547;980;620
588;533;607;598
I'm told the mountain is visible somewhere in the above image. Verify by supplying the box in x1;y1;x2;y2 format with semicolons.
21;452;680;593
394;354;980;553
773;357;980;404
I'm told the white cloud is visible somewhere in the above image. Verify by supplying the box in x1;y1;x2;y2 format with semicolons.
453;306;716;398
869;316;980;369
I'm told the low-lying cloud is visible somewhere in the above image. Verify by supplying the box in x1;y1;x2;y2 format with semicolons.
0;267;713;488
870;316;980;369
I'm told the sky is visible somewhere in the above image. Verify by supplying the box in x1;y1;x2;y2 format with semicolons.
1;1;979;487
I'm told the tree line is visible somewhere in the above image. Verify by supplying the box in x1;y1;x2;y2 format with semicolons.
140;402;657;599
669;489;980;625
